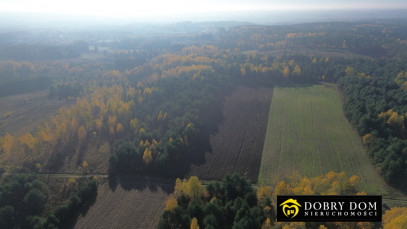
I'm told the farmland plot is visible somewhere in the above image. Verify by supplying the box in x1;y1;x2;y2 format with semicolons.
74;177;172;229
0;91;63;136
258;84;390;195
189;86;273;182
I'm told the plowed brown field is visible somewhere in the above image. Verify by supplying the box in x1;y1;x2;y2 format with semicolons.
74;177;172;229
188;86;273;182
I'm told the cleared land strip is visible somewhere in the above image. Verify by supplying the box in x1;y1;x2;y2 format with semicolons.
0;91;63;136
74;177;172;229
188;86;273;182
258;84;403;199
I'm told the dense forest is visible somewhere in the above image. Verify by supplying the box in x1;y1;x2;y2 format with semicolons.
0;174;96;229
1;20;407;228
4;52;406;183
158;172;376;229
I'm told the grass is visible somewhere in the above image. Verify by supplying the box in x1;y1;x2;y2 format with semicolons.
258;83;391;196
0;91;63;136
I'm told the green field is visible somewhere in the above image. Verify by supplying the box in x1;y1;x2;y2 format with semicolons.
258;84;390;195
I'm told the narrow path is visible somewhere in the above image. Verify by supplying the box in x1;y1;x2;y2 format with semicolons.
233;98;258;173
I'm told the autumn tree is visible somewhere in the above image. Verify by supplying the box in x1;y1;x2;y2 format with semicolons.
159;174;267;229
293;65;301;75
275;172;368;229
362;133;374;145
378;109;404;129
345;66;355;76
18;132;35;150
165;195;178;211
142;148;153;164
78;125;86;141
283;66;290;78
383;207;407;229
2;133;15;158
261;217;273;229
274;181;294;196
185;176;206;200
116;123;124;133
257;185;273;206
109;126;115;136
190;217;200;229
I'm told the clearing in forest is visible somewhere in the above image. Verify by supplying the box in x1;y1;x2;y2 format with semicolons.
258;83;391;196
74;177;173;229
0;91;63;136
188;86;273;182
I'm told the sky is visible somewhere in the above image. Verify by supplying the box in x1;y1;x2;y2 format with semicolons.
0;0;407;26
1;0;407;18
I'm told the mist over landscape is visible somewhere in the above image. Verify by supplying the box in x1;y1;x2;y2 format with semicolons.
1;0;407;228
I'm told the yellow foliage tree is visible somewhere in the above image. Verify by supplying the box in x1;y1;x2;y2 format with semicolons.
95;118;103;131
362;133;374;145
292;178;315;195
143;87;152;95
387;112;404;129
2;133;14;157
165;194;178;211
18;132;35;150
108;115;117;128
138;96;144;104
109;126;115;136
37;124;53;143
190;217;200;229
383;207;407;229
71;118;79;132
261;217;273;229
402;81;407;91
78;125;86;141
130;118;139;130
257;185;273;205
379;109;404;129
293;65;301;75
345;67;355;76
274;181;294;196
142;148;153;164
276;172;367;229
144;140;150;147
185;176;206;200
283;66;290;78
157;111;163;121
116;123;124;133
282;222;305;229
174;178;186;199
240;67;246;76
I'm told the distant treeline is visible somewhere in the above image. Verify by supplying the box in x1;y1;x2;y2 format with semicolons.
0;60;110;97
104;22;407;60
49;83;84;100
0;76;51;97
0;41;88;61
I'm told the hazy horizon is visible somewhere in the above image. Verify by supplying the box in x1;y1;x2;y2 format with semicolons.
1;0;407;28
2;0;407;16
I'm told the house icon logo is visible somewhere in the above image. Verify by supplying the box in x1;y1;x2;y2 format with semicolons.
280;199;302;218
